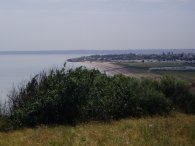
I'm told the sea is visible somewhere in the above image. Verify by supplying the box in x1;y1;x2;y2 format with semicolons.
0;49;194;102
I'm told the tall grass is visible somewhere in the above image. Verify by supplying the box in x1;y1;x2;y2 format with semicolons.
0;113;194;146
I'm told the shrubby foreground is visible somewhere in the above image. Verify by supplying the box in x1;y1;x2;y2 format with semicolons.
0;64;195;130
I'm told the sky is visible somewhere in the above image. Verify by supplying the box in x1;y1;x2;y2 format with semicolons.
0;0;194;50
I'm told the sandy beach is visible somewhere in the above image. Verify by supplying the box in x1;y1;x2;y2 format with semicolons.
79;61;130;75
83;61;129;75
79;61;160;78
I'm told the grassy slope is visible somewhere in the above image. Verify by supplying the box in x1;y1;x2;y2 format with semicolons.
0;113;195;146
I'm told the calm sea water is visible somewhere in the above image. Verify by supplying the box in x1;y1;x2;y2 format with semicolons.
0;54;86;102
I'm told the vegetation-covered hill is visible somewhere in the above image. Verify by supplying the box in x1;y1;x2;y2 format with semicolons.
0;64;194;131
0;113;194;146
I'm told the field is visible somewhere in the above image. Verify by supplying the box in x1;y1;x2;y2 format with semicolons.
115;62;195;81
0;113;194;146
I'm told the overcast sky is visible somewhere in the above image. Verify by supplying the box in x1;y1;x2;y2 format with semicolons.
0;0;194;50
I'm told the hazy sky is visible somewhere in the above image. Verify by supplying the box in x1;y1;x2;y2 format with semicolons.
0;0;194;50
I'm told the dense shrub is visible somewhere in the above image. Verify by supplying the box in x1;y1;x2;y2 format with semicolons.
7;66;101;127
160;75;195;113
0;65;194;130
138;88;171;116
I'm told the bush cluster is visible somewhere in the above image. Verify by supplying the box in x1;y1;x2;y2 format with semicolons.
0;64;195;130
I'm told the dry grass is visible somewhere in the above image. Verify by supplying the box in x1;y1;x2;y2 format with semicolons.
0;112;195;146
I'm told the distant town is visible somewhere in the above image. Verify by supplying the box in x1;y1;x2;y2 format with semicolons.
68;52;195;63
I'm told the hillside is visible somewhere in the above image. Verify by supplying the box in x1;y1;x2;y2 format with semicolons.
0;65;195;146
0;113;194;146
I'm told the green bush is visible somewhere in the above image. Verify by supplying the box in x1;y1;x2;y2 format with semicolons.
0;65;194;130
138;88;171;116
160;75;195;113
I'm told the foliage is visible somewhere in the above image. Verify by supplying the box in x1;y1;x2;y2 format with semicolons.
160;75;195;113
0;64;195;130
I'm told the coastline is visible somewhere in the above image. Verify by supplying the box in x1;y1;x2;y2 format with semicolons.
78;61;160;78
78;61;130;75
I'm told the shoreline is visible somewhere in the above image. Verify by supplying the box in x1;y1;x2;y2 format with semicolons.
77;61;160;78
78;61;130;75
